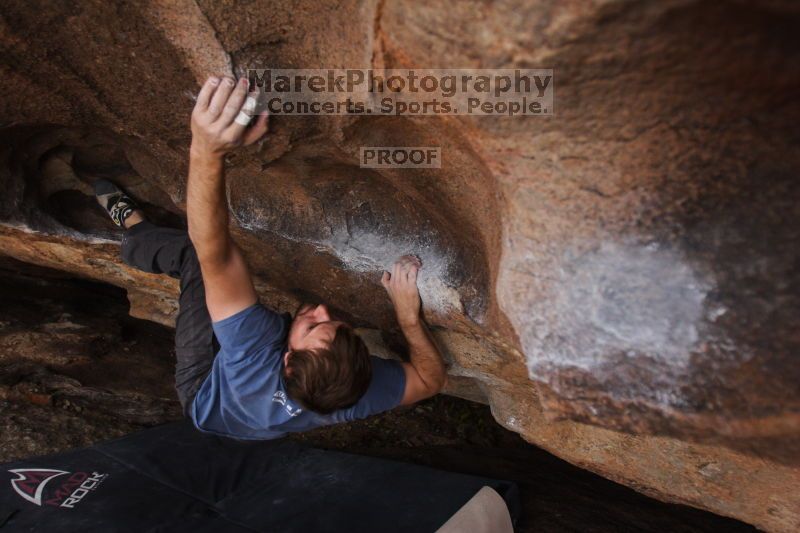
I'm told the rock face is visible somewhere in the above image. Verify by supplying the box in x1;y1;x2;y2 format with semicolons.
0;1;798;530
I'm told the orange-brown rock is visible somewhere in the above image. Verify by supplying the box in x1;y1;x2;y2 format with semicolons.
0;1;798;530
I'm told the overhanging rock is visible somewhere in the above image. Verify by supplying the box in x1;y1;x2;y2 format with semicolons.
0;1;798;530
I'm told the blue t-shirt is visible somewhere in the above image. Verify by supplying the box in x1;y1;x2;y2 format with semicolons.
190;303;406;440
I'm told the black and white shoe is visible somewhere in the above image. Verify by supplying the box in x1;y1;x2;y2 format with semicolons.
94;179;139;227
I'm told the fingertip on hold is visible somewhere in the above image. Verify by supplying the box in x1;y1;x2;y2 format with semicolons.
208;76;219;85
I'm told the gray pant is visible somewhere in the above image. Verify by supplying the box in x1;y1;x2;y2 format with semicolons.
121;221;216;416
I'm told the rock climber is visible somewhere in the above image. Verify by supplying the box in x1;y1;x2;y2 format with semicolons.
93;75;447;439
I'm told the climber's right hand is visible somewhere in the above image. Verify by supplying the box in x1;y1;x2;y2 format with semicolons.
190;76;269;159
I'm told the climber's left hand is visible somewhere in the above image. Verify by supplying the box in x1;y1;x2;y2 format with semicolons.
190;76;269;159
382;255;423;328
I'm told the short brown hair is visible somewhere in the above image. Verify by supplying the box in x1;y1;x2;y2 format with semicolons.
282;326;372;414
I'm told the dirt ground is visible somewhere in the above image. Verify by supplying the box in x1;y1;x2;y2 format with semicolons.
0;258;754;532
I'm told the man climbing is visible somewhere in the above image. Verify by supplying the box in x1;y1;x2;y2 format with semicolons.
93;75;447;439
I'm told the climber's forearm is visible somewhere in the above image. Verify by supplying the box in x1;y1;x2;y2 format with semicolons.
186;149;233;267
186;147;257;322
383;255;447;405
401;320;448;394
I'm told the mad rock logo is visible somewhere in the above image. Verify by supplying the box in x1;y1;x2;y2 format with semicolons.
9;468;107;508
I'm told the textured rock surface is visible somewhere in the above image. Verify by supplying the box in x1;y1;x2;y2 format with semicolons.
0;258;182;462
0;1;798;530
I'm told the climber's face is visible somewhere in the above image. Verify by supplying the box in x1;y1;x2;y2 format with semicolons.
286;303;346;353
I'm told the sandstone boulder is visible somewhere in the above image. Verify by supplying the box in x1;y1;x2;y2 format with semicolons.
0;1;798;530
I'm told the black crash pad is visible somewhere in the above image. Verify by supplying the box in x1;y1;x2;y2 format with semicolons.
0;421;519;532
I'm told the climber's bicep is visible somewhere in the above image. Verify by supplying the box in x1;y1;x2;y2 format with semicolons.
199;244;258;323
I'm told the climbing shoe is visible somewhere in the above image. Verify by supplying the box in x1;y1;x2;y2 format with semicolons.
94;179;139;227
